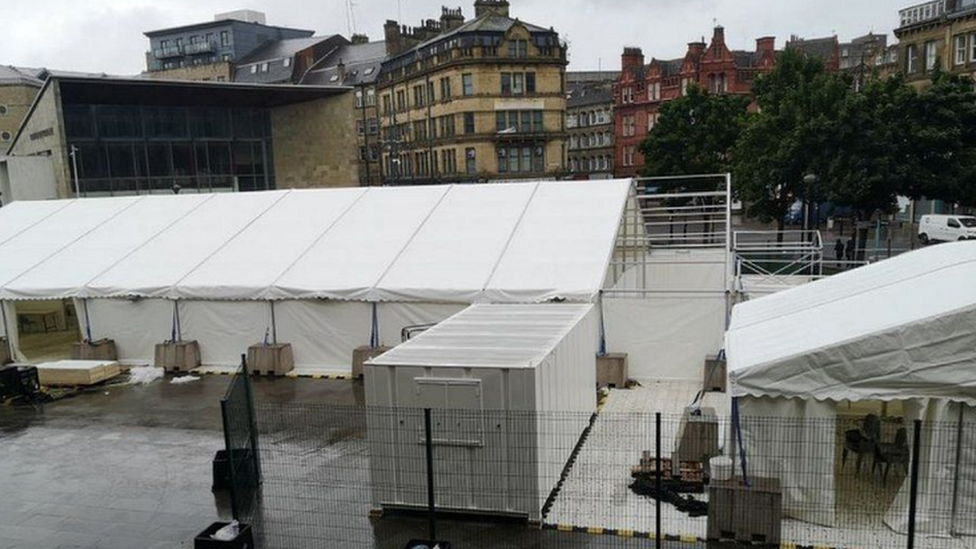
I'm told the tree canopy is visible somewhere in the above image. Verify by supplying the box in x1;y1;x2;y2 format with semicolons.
638;47;976;226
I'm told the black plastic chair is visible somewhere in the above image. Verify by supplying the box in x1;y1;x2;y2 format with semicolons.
874;427;909;485
843;414;881;474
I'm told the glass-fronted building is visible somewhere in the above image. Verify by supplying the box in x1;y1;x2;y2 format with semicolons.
4;75;353;199
64;104;275;194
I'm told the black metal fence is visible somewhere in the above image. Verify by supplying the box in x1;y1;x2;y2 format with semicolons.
220;356;261;522
223;402;976;549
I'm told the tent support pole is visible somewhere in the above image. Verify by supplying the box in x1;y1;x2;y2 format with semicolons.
270;301;277;346
175;300;183;343
0;300;12;359
908;419;922;549
82;298;93;342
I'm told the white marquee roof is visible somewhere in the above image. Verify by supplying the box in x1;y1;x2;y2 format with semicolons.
0;180;631;304
369;303;594;369
727;242;976;404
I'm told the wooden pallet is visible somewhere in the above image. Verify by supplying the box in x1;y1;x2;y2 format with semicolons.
36;360;121;386
631;452;705;483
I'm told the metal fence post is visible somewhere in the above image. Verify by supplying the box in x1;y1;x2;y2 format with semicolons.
242;354;262;484
908;419;922;549
655;412;662;549
424;408;437;541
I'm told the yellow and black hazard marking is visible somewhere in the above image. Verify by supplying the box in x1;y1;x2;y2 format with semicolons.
286;372;360;381
543;523;706;543
542;527;856;549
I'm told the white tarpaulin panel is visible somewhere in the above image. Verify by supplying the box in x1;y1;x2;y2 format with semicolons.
374;183;536;303
605;295;726;382
177;188;368;300
86;192;287;298
271;186;451;301
84;298;173;365
0;200;72;248
180;300;271;366
274;300;371;370
2;195;210;300
0;197;141;289
484;181;629;303
728;242;976;404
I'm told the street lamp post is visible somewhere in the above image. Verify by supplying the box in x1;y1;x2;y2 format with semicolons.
802;173;818;242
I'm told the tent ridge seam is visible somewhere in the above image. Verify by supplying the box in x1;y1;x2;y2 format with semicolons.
479;181;542;300
81;194;219;298
266;186;372;298
0;199;75;250
169;190;294;299
368;184;455;300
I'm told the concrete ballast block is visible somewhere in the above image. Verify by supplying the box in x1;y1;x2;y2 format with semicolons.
154;341;202;373
247;343;294;376
352;346;391;378
71;339;118;361
596;353;628;388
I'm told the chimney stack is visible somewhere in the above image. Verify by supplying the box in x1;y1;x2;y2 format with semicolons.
351;33;369;45
756;36;775;55
712;25;725;45
384;20;403;55
688;41;706;57
621;47;645;71
440;6;465;31
474;0;510;18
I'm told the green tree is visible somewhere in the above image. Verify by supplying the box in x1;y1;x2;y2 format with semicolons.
733;48;851;233
639;84;749;177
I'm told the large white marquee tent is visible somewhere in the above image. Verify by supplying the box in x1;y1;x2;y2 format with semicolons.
726;241;976;536
0;180;632;369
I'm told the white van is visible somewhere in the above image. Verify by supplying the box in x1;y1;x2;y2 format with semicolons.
919;214;976;244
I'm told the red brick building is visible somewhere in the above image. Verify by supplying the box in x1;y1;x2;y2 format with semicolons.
613;26;839;178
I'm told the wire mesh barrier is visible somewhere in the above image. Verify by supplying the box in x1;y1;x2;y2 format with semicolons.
220;356;262;522
231;402;976;549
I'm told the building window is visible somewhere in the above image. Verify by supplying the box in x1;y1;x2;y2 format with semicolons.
508;39;528;58
440;77;452;99
220;31;230;46
462;73;474;96
250;65;258;74
681;77;693;95
495;110;544;133
925;41;938;72
0;105;7;116
260;62;269;73
906;44;919;73
0;131;10;142
623;146;636;167
368;118;378;135
623;115;635;137
526;72;536;94
396;90;407;111
497;145;544;173
970;34;976;63
413;85;425;107
465;147;476;175
357;120;365;136
222;54;231;62
464;112;475;134
366;89;375;106
284;58;292;68
648;82;661;101
622;87;633;104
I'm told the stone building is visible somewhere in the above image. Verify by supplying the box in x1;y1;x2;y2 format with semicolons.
895;0;976;87
0;67;44;148
143;10;313;82
301;35;388;186
566;79;614;179
376;0;568;185
3;74;358;199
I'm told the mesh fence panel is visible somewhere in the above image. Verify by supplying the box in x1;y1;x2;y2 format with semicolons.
238;403;975;549
221;364;260;522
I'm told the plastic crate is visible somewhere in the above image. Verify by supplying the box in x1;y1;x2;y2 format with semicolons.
193;522;254;549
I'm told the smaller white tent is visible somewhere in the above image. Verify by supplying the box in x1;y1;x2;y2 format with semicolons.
726;242;976;535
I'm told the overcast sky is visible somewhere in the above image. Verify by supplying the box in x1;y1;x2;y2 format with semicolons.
3;0;906;75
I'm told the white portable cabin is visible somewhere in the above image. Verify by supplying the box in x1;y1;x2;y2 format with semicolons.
365;303;599;521
726;242;976;535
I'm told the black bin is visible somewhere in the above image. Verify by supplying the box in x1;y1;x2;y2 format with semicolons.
0;365;40;401
404;540;451;549
193;522;253;549
212;450;231;492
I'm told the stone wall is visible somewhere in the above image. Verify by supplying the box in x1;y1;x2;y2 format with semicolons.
271;93;360;188
0;84;41;150
6;82;72;198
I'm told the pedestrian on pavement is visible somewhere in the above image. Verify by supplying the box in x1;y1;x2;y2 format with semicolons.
845;237;855;267
834;238;844;264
